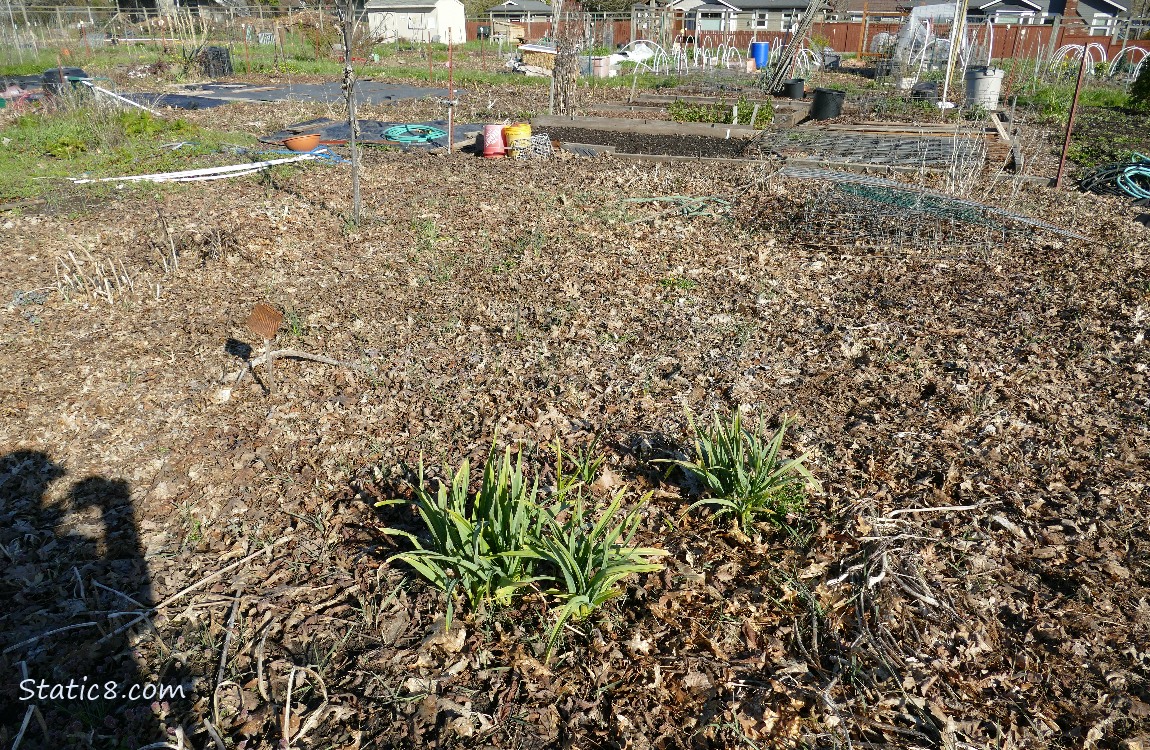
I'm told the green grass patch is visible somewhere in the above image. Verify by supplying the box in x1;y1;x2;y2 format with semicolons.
1014;80;1130;123
0;104;255;200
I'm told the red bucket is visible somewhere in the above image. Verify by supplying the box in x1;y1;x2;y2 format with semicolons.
482;124;506;159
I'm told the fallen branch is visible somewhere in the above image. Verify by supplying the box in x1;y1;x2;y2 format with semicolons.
202;718;227;750
282;665;329;749
3;622;100;655
882;501;990;519
10;706;34;750
248;348;372;372
213;681;243;730
219;349;373;401
95;536;294;647
216;590;242;686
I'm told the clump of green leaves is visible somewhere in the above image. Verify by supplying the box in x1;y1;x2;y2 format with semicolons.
729;94;772;126
527;490;666;658
670;409;820;533
555;437;606;496
44;134;88;158
383;440;666;658
668;95;771;126
119;109;192;138
668;98;729;123
383;444;544;624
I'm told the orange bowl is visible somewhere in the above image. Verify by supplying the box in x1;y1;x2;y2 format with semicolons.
283;133;321;152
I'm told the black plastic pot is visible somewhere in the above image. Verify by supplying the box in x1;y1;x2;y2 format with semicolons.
810;87;846;120
782;78;805;99
910;81;938;102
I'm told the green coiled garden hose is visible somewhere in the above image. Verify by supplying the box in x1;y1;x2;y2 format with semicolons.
1079;153;1150;200
383;125;448;144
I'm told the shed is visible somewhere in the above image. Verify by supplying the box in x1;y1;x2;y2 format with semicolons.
366;0;466;44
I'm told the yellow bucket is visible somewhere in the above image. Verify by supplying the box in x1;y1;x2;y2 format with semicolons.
502;123;532;157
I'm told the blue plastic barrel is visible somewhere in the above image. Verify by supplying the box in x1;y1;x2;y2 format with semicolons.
750;42;770;70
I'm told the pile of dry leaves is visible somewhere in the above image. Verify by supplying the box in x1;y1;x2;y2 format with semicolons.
1;150;1148;750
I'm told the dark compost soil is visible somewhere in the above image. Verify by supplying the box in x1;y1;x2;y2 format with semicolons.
544;127;760;158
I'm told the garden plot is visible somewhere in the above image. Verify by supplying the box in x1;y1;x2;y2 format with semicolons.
0;152;1148;750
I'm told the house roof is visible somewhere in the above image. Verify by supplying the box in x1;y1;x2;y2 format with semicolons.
1078;0;1127;13
366;0;451;9
842;0;1000;13
488;0;553;12
670;0;740;9
976;0;1044;11
732;0;812;9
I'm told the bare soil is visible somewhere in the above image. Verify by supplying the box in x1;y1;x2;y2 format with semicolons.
543;127;759;158
1;103;1149;750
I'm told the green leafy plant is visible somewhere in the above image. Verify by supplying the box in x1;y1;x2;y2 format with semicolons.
660;276;698;291
45;135;88;158
411;217;439;254
119;110;189;138
734;94;773;126
382;444;543;624
669;95;772;126
284;308;307;339
668;98;729;123
383;439;666;656
1130;63;1150;112
669;409;820;533
554;436;606;497
526;490;666;659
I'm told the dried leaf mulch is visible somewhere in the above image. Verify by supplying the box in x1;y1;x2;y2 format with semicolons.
0;151;1148;750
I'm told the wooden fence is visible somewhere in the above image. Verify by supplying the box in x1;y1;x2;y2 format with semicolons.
465;16;1150;61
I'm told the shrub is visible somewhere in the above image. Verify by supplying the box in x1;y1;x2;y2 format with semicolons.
1130;64;1150;112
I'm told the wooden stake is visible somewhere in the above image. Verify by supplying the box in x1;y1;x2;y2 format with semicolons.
1055;46;1088;190
448;40;454;152
340;2;362;225
263;337;277;393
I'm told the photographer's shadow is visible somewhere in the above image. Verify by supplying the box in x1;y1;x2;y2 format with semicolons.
1;450;173;749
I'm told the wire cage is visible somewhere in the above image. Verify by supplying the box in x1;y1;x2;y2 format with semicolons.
756;129;986;170
780;181;1023;254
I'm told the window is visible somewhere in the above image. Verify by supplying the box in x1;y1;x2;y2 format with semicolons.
781;10;800;30
754;10;769;28
1090;12;1115;35
698;11;725;30
993;10;1033;23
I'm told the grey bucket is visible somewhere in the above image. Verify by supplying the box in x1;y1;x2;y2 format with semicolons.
964;66;1005;109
